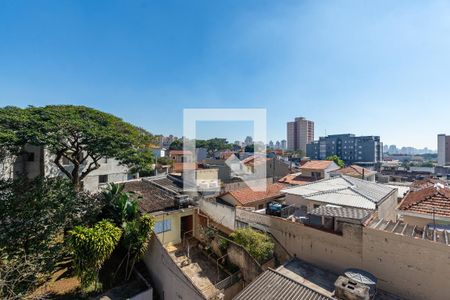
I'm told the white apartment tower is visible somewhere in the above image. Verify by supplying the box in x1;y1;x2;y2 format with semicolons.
438;134;450;166
287;117;314;153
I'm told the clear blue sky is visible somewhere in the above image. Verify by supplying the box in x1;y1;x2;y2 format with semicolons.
1;0;450;149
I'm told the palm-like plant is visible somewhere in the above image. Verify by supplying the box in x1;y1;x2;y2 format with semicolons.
102;183;154;279
102;183;139;225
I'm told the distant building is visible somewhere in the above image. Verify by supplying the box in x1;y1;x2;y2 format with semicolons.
281;139;287;150
287;117;314;153
2;144;134;192
307;134;382;165
437;134;450;166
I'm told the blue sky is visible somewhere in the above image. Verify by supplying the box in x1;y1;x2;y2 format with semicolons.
1;0;450;149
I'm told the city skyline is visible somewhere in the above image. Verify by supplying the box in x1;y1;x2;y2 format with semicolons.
2;1;450;148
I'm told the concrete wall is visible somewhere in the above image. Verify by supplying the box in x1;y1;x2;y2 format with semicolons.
236;209;363;274
362;227;450;300
143;235;204;300
236;208;450;300
199;199;235;231
226;241;263;283
376;191;398;221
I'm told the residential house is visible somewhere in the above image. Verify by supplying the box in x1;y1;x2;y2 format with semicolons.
331;165;377;182
122;177;244;300
397;183;450;228
242;156;290;180
299;160;340;180
282;175;398;221
218;183;286;210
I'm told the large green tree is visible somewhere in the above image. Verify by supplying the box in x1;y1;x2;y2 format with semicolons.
0;176;101;297
0;105;155;190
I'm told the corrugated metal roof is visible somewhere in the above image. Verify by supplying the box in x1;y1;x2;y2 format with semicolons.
310;206;373;221
233;269;332;300
281;175;395;210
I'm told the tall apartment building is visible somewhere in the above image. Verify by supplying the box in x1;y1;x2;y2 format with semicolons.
438;134;450;166
306;134;382;165
286;117;314;153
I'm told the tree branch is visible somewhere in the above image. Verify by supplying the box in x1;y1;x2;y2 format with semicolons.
54;151;73;180
79;156;101;181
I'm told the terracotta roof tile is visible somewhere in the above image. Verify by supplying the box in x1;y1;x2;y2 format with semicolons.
225;183;286;205
399;185;450;217
333;165;376;177
410;178;448;191
278;173;315;185
301;160;333;170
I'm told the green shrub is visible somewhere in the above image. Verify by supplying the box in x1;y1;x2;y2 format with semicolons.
230;228;274;263
68;220;122;288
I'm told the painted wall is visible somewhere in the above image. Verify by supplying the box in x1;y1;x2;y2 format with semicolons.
153;208;196;246
199;199;235;231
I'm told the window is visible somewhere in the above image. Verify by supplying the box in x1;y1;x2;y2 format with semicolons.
155;219;172;233
98;175;108;184
313;204;321;209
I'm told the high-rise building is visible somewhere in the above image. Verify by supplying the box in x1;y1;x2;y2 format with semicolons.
306;134;382;165
286;117;314;153
438;134;450;166
281;140;287;150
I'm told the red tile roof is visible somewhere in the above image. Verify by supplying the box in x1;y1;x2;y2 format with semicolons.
410;178;448;191
333;165;376;177
398;185;450;217
278;173;315;185
225;183;286;206
172;162;197;172
300;160;334;170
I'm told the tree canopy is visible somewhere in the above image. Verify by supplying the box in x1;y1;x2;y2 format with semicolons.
0;176;101;297
0;105;155;190
326;155;345;167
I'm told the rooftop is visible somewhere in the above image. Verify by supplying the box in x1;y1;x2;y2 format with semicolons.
233;260;333;300
234;258;400;300
281;175;396;210
224;183;286;206
301;160;335;170
278;172;315;185
410;178;448;191
332;165;377;177
309;206;373;223
169;150;193;155
398;185;450;218
122;178;181;213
